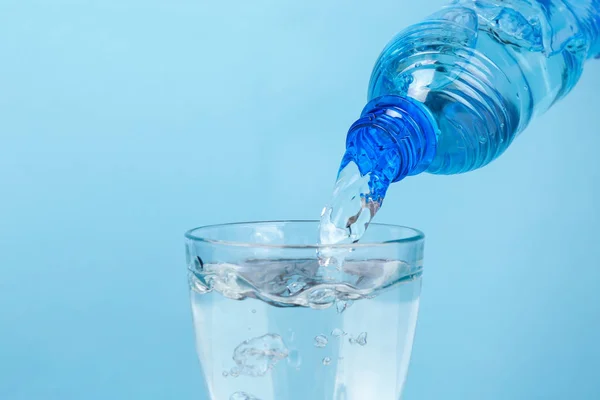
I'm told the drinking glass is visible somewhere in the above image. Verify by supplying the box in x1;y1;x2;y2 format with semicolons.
185;220;424;400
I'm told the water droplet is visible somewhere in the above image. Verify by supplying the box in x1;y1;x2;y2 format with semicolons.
322;357;332;366
287;349;302;368
233;334;289;377
331;328;346;338
314;334;328;348
356;332;368;346
479;135;488;144
251;309;256;314
222;371;229;377
230;367;240;378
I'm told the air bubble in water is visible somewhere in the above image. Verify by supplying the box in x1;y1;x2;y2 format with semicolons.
314;334;328;348
232;334;289;377
222;371;228;377
566;37;586;54
331;328;346;338
335;299;353;313
397;74;414;92
492;9;543;51
356;332;368;346
230;392;260;400
322;357;332;366
230;367;240;378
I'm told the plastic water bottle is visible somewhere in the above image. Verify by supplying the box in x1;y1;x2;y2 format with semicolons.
319;0;599;245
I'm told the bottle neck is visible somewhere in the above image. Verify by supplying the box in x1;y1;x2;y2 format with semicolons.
339;95;438;201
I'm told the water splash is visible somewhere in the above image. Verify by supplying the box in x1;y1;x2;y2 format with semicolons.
188;258;420;309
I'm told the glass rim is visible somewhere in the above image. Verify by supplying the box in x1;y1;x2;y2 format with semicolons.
184;220;424;249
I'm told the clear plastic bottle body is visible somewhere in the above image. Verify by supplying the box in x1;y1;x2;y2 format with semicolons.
320;0;599;245
368;0;600;175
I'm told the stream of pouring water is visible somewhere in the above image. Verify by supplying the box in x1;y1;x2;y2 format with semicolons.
318;162;382;253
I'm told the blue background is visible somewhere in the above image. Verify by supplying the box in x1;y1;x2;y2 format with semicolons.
1;0;599;399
